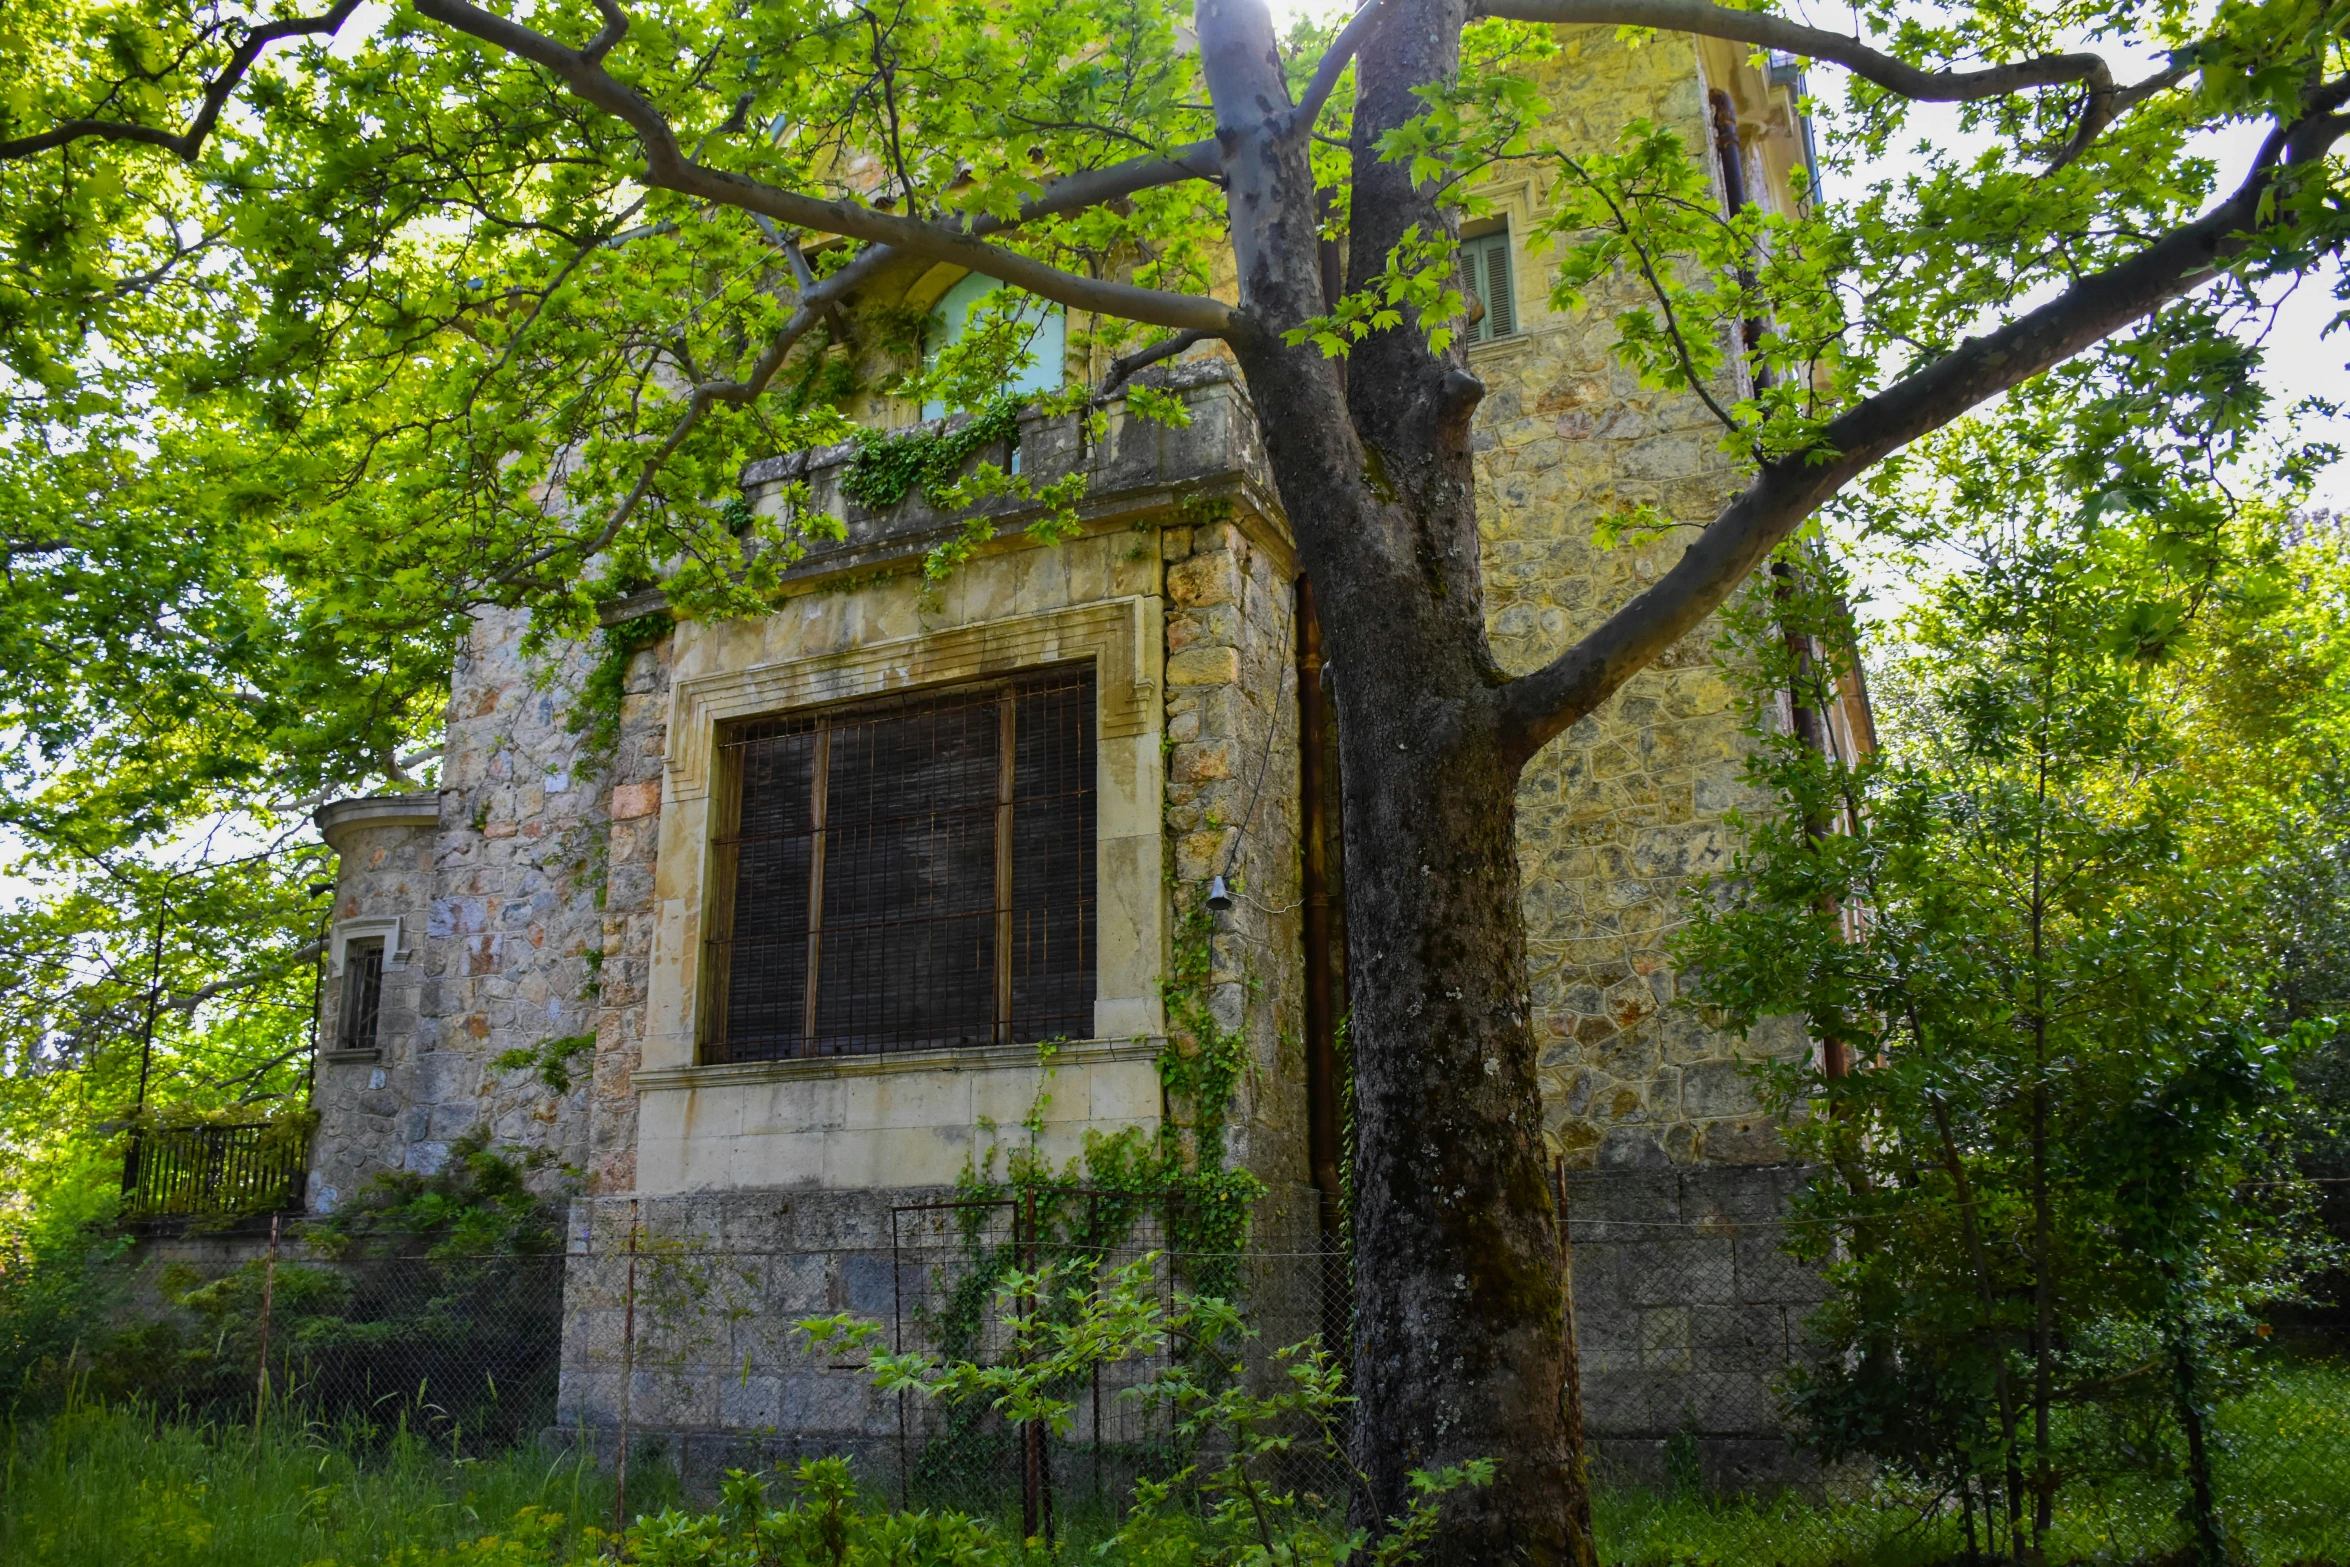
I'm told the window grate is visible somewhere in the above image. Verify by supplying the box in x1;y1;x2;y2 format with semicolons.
337;938;385;1054
706;667;1097;1062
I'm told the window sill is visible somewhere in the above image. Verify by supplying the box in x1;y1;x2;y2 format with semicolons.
635;1034;1164;1094
320;1048;382;1065
1466;333;1533;367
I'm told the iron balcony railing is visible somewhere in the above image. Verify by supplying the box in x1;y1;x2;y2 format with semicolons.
121;1121;309;1223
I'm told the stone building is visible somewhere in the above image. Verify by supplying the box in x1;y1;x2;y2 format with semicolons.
304;25;1868;1487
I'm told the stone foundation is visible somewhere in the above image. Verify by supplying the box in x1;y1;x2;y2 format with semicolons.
1565;1163;1824;1490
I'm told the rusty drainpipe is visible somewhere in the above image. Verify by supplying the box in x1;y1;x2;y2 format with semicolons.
1709;89;1772;390
1772;559;1851;1081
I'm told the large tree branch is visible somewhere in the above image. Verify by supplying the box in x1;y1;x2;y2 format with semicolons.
1485;0;2119;103
1486;0;2190;163
1494;90;2350;763
165;938;328;1016
1286;0;1399;138
495;241;899;583
1097;328;1213;398
412;0;1238;334
0;1;362;163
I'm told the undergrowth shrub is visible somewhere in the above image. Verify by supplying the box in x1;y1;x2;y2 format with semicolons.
24;1133;566;1449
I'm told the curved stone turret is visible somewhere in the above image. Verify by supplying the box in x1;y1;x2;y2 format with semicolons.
309;793;441;1210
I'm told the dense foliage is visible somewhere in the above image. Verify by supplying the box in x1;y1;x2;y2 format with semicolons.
1679;386;2350;1561
6;0;2350;1549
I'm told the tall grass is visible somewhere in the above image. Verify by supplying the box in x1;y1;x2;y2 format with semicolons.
5;1362;2343;1565
1598;1359;2350;1567
0;1400;676;1567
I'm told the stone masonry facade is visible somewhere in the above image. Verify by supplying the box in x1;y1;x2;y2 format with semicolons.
302;25;1846;1487
1475;27;1822;1171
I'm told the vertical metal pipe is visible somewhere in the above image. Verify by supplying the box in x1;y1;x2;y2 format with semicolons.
995;692;1018;1045
892;1205;910;1510
254;1213;281;1429
803;726;832;1056
614;1199;639;1538
1770;561;1851;1079
1298;579;1341;1228
1019;1187;1042;1541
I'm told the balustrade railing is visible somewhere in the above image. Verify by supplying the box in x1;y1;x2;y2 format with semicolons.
121;1121;308;1222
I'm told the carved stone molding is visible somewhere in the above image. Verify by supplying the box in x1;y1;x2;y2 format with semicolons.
664;595;1159;801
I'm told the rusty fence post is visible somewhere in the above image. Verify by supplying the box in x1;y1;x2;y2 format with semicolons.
253;1212;281;1430
1556;1159;1597;1567
892;1204;911;1511
614;1198;639;1540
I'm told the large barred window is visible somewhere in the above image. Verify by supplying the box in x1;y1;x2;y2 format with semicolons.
704;666;1097;1061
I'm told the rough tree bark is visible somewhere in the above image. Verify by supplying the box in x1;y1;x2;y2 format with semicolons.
1198;5;1582;1559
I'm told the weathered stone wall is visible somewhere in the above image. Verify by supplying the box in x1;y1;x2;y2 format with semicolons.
310;800;438;1209
553;1185;1335;1493
412;608;612;1180
1473;25;1812;1172
554;1189;913;1483
312;612;612;1199
1158;505;1315;1218
1564;1165;1827;1489
584;627;675;1197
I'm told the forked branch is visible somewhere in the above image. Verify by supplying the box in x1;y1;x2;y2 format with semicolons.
1494;85;2350;762
411;0;1239;335
0;0;363;163
1287;0;1400;137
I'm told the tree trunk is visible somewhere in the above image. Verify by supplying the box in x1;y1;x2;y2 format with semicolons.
2170;1330;2225;1567
1194;5;1586;1560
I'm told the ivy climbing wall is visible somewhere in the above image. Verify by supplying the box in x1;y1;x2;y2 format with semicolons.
1157;507;1318;1234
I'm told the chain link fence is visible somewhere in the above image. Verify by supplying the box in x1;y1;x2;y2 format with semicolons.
30;1191;2349;1563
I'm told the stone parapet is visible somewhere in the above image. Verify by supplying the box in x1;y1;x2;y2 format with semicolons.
726;361;1275;591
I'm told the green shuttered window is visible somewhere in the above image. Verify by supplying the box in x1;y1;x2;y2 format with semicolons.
1459;229;1516;343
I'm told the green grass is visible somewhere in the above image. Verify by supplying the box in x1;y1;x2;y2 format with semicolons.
0;1401;678;1566
6;1363;2343;1565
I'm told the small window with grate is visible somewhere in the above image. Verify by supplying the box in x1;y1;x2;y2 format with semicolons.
337;937;385;1054
1458;227;1516;343
704;666;1098;1062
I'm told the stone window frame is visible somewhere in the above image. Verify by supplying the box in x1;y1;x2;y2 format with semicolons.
1461;177;1544;366
324;916;405;1063
639;596;1166;1087
1457;222;1518;343
699;664;1102;1063
329;915;408;975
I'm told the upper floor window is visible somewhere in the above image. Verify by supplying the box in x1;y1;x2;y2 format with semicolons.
337;937;385;1054
922;271;1066;420
704;667;1097;1062
1458;227;1517;343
